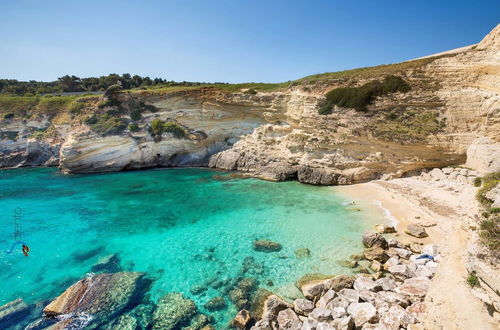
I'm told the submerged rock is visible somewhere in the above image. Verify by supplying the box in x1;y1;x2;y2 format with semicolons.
204;296;226;312
91;254;121;273
0;298;30;327
43;272;148;320
151;292;197;329
190;284;208;295
253;239;282;252
104;314;137;330
295;248;311;259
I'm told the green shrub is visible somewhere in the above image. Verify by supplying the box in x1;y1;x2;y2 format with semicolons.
163;121;186;138
3;113;14;119
130;109;142;121
149;119;185;138
36;96;73;115
68;101;85;115
371;110;443;143
319;75;410;114
150;119;165;136
85;113;126;136
30;130;46;140
476;172;500;205
104;84;123;96
473;177;482;187
98;97;120;109
466;273;480;287
139;102;158;113
128;123;139;132
479;216;499;252
491;208;500;214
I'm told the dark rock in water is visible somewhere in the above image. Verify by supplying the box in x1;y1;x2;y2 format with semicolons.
71;246;105;263
129;303;155;329
295;248;311;259
43;272;150;326
187;313;212;329
0;298;30;327
338;259;358;268
266;280;274;286
362;232;388;249
253;240;282;252
229;288;245;304
242;256;265;275
237;278;258;292
190;284;208;295
91;254;121;273
249;288;273;319
204;296;227;312
232;309;254;329
103;314;138;330
151;293;197;330
211;279;227;290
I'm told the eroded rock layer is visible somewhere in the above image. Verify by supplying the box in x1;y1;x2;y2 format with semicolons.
0;25;499;182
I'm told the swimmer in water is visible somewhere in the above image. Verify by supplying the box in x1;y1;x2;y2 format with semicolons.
22;244;30;257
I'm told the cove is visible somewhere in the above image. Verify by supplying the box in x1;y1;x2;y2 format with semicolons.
0;167;382;328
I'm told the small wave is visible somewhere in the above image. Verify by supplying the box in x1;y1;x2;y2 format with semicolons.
373;200;399;227
55;312;93;329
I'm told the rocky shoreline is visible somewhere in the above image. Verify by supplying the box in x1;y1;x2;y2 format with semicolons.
233;230;439;330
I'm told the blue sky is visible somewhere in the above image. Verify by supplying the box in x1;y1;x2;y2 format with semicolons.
0;1;498;83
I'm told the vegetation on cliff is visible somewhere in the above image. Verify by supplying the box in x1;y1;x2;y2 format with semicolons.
84;113;127;136
318;75;411;114
150;119;186;138
476;172;500;253
370;109;444;143
0;74;203;95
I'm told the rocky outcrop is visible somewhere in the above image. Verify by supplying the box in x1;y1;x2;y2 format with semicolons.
151;293;198;330
248;235;440;329
0;298;30;327
43;272;150;327
465;137;500;174
1;25;498;183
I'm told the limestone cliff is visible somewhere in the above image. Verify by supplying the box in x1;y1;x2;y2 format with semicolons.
0;24;498;183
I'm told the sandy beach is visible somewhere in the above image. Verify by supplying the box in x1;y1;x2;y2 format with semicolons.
335;176;498;329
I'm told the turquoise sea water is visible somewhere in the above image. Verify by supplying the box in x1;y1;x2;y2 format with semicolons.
0;167;382;328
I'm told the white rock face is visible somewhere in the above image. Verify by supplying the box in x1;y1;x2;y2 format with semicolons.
466;137;500;174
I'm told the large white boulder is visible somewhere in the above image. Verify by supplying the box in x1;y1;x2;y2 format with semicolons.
465;137;500;174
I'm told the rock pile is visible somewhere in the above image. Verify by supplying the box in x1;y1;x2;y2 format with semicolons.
421;167;479;185
238;233;440;330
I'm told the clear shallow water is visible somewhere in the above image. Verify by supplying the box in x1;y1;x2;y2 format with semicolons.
0;167;381;328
